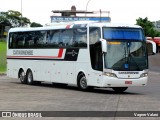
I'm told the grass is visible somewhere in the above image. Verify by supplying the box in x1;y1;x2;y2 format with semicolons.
0;41;7;73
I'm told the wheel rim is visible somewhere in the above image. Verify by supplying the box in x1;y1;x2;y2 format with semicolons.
20;72;25;82
27;72;32;83
80;76;87;89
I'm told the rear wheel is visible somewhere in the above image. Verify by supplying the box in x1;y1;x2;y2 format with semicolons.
26;70;34;85
19;70;27;84
112;87;128;93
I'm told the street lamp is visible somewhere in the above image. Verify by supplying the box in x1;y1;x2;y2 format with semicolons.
85;0;91;17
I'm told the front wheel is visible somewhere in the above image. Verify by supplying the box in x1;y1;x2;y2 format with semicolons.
77;73;93;91
112;87;128;93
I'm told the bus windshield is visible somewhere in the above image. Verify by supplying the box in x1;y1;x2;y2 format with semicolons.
103;27;144;40
103;28;148;71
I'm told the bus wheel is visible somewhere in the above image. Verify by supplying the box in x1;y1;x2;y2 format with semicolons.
112;87;128;93
19;70;27;84
77;73;92;91
26;70;34;85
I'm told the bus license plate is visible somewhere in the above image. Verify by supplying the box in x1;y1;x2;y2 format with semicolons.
125;81;132;84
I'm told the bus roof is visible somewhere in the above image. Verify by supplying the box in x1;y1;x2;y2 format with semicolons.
9;21;142;33
89;22;142;28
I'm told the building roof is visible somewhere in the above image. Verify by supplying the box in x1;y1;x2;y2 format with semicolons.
52;10;93;14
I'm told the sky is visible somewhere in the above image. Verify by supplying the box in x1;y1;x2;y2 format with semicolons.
0;0;160;25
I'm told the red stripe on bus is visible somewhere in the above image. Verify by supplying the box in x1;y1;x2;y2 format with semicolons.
66;25;71;29
7;49;64;59
58;48;63;58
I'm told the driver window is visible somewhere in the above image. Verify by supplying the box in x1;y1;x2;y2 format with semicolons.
89;27;102;71
90;42;103;71
89;27;101;45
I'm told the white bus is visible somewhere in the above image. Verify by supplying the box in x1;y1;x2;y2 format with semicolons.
7;21;155;92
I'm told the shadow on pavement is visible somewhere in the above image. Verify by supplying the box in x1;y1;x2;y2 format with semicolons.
11;81;142;95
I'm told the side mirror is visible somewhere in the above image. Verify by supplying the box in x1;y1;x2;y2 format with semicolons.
146;40;156;55
100;39;107;53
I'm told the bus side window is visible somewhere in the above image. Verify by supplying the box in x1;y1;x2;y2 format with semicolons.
61;29;73;47
50;30;60;47
74;28;87;48
89;27;101;45
46;30;52;44
24;32;33;48
33;31;42;48
34;31;47;48
12;33;18;48
17;32;25;48
9;33;13;48
33;31;40;47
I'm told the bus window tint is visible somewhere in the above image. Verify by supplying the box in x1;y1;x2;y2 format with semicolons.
24;31;47;48
9;32;25;48
8;33;12;48
74;28;87;47
60;29;73;47
48;30;60;47
16;32;25;47
89;27;101;44
9;28;87;49
33;31;42;47
89;27;102;71
9;33;15;48
25;32;34;47
39;31;47;46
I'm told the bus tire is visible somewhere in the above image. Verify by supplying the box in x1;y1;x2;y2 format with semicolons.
77;73;93;91
26;70;34;85
19;69;27;84
112;87;128;93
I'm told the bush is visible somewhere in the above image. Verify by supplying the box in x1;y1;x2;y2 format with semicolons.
0;39;6;42
0;41;7;72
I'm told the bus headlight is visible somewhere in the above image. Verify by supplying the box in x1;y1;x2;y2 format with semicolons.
103;72;117;78
140;73;148;78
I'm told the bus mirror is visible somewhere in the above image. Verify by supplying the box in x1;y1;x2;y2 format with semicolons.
100;39;107;53
146;40;156;55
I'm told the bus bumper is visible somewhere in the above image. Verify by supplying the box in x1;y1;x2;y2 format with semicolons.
102;76;148;87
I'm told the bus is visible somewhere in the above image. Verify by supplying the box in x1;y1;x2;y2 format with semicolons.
153;37;160;53
146;37;159;53
7;21;156;92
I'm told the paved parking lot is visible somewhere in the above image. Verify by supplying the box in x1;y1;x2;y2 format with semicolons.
0;54;160;120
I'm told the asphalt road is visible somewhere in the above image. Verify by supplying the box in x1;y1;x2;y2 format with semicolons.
0;54;160;120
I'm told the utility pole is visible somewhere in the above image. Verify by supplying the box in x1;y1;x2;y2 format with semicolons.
85;0;91;17
21;0;23;27
100;9;101;22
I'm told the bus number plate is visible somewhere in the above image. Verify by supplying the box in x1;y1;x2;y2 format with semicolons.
125;81;132;84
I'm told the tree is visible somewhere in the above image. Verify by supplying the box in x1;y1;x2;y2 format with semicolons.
0;10;30;27
0;12;11;37
0;12;11;26
0;15;11;26
136;17;160;37
30;22;43;27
